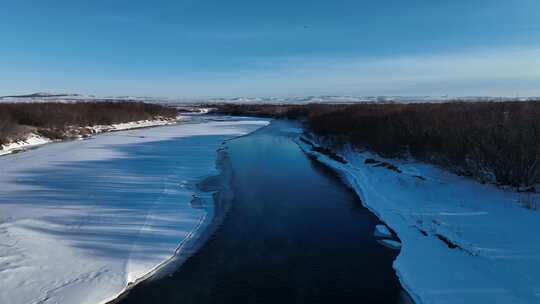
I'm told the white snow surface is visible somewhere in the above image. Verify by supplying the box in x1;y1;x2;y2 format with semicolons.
298;140;540;304
0;134;51;156
0;118;269;304
86;118;178;134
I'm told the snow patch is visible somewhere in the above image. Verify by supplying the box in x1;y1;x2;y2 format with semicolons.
0;134;51;156
374;224;393;238
86;118;179;134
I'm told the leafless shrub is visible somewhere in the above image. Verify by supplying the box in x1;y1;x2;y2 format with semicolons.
304;101;540;188
0;101;178;145
213;100;540;188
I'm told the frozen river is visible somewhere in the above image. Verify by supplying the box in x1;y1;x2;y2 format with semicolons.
114;120;410;303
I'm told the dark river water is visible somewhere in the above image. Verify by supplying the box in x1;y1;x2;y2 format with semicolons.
115;120;409;304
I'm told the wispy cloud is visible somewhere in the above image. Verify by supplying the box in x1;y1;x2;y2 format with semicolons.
2;46;538;99
184;47;540;98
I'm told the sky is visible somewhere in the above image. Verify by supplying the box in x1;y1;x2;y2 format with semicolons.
1;0;539;98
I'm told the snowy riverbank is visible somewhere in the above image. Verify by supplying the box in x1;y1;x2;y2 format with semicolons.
298;138;540;304
0;118;269;304
0;117;180;157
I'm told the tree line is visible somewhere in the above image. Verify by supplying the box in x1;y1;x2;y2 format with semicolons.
214;101;540;188
0;101;178;145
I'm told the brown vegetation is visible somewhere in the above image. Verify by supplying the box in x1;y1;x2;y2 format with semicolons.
212;101;540;188
0;101;178;145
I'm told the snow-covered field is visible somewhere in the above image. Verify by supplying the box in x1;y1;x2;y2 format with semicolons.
0;118;269;304
299;139;540;304
0;118;180;157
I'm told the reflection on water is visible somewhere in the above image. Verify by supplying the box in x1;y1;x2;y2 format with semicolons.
116;120;410;304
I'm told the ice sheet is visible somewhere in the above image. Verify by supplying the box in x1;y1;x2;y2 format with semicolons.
0;119;269;304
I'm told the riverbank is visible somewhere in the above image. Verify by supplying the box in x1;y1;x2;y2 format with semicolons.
0;101;180;156
211;101;540;190
0;118;269;304
0;117;179;156
298;136;540;304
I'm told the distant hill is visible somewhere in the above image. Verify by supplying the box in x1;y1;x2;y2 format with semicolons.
204;95;537;104
0;92;80;99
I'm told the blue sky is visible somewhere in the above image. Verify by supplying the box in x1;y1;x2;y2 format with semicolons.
1;0;539;98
